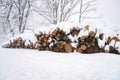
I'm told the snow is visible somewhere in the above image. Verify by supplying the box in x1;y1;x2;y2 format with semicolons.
98;38;106;48
35;22;81;34
68;35;78;42
115;42;120;52
0;48;120;80
105;45;109;51
1;30;37;46
78;29;89;37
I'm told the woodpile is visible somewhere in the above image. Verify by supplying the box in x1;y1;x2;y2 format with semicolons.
70;27;81;37
3;26;120;54
76;30;99;53
34;32;50;51
3;38;26;48
50;28;72;53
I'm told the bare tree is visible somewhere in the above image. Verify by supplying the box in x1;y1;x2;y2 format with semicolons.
0;0;13;34
33;0;80;24
79;0;97;23
12;0;31;33
0;0;32;36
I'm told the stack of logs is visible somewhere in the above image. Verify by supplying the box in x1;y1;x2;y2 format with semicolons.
35;32;50;51
3;38;25;48
50;28;72;53
76;31;99;53
3;26;120;54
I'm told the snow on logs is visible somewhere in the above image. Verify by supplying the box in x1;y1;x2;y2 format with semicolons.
3;25;120;54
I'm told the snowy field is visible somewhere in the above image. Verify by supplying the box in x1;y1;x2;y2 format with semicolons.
0;47;120;80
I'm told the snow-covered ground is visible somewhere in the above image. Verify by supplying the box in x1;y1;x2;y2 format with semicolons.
0;47;120;80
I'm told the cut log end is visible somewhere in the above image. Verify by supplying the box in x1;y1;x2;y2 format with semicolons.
89;31;95;37
64;44;72;53
81;45;87;50
85;25;89;31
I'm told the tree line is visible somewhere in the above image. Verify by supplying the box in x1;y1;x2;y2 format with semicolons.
0;0;97;35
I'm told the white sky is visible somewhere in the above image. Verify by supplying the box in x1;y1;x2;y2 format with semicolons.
99;0;120;25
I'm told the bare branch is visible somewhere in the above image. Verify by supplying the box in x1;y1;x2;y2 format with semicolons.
33;9;53;24
63;0;80;21
81;4;90;15
12;0;19;9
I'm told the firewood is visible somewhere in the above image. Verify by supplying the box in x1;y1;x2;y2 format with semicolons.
89;31;95;37
3;26;120;54
80;45;87;50
38;37;42;41
45;47;49;50
106;37;111;44
44;33;49;38
86;46;99;53
111;37;119;42
71;27;80;37
39;31;43;36
81;36;86;41
86;43;91;48
92;38;97;43
29;40;34;49
93;46;99;53
76;48;83;53
99;33;104;40
91;42;95;46
64;44;72;53
106;36;119;44
53;47;59;52
43;38;48;43
61;41;66;45
85;25;89;31
109;46;119;54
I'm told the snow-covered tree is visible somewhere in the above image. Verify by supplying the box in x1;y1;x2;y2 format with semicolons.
79;0;97;23
33;0;97;24
33;0;80;24
0;0;32;36
12;0;31;33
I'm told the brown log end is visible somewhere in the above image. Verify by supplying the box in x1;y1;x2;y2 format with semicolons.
80;45;87;50
85;25;89;31
89;31;95;37
64;44;72;53
76;48;83;53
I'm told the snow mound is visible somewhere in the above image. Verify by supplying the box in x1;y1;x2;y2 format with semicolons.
0;48;120;80
2;30;37;46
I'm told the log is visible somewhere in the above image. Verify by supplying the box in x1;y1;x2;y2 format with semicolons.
106;37;111;44
53;47;59;52
76;48;83;53
80;45;87;50
111;37;119;42
64;44;72;53
106;36;119;44
89;31;95;37
109;46;119;54
44;33;49;38
91;42;95;46
99;33;104;40
43;38;48;43
42;42;47;47
86;46;99;53
86;43;90;48
84;25;89;31
39;31;43;36
81;36;86;41
71;28;80;37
